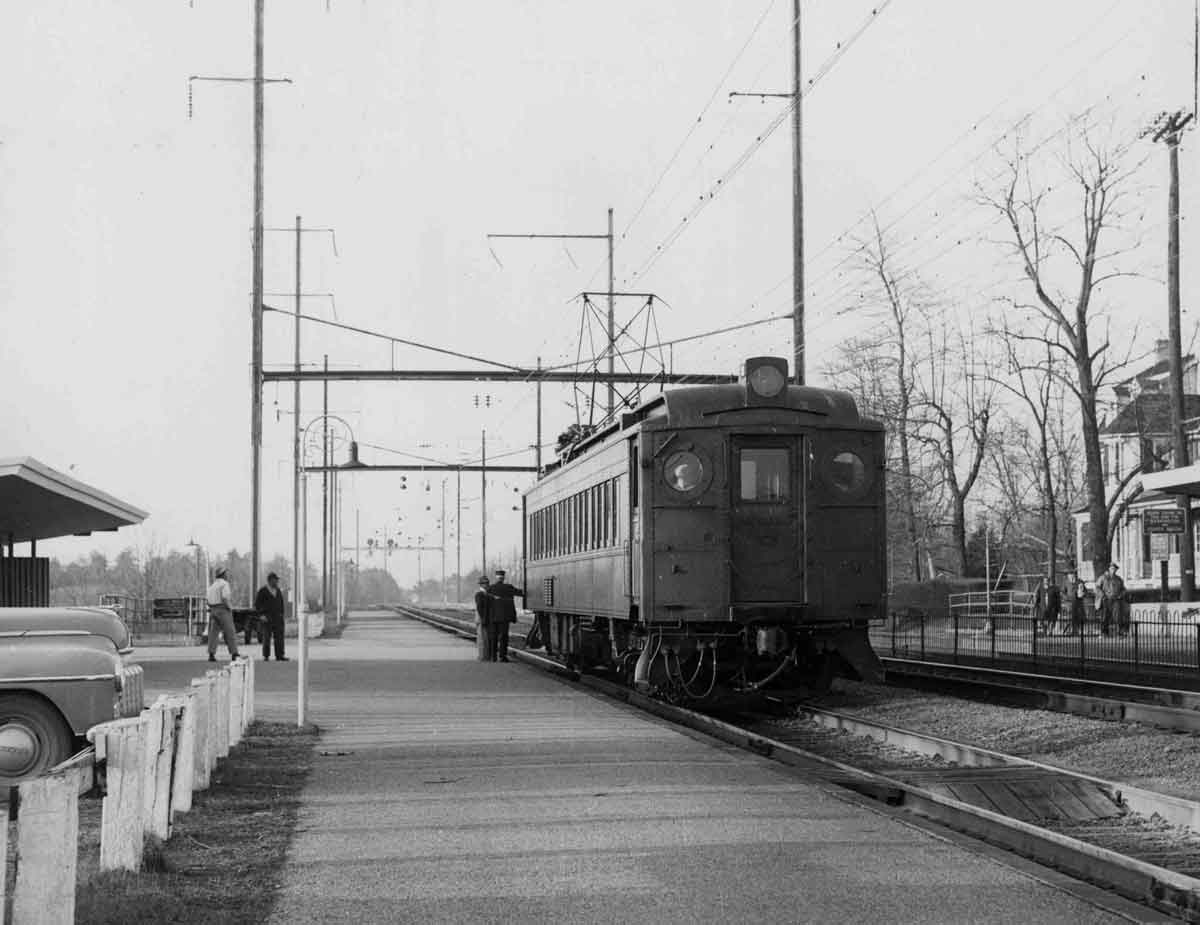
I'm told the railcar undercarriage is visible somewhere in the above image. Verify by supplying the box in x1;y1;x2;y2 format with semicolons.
537;614;881;705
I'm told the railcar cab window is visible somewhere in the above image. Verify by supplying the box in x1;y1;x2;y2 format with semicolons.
738;448;789;501
664;450;704;493
830;451;867;496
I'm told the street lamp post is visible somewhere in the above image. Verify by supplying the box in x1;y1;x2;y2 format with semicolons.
186;539;209;638
297;414;362;726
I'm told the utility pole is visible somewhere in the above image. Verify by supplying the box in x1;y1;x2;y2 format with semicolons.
250;0;265;594
487;214;616;416
1151;110;1197;600
791;0;804;384
440;480;447;603
321;355;329;611
292;215;302;646
481;429;487;577
607;207;615;417
456;468;462;600
535;356;543;474
729;1;804;383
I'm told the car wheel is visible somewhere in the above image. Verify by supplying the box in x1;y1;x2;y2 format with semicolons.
0;695;75;786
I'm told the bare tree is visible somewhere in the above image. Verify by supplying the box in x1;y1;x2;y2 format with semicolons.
911;320;999;575
981;128;1144;576
826;215;931;581
987;333;1080;583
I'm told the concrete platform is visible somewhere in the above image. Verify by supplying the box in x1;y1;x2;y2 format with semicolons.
134;613;1148;923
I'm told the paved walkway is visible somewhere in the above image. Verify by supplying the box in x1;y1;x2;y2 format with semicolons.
209;611;1152;924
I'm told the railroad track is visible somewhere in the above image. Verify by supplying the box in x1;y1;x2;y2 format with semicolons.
389;604;1200;921
881;657;1200;733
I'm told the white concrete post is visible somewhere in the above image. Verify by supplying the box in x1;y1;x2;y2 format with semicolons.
13;772;80;925
190;678;212;791
96;720;147;871
213;668;230;759
229;660;245;747
148;706;179;841
243;654;256;730
171;691;198;812
141;707;164;832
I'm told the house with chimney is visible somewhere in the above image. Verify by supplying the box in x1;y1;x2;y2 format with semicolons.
1073;338;1200;591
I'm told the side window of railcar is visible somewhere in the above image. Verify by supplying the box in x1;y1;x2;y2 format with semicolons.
738;448;789;501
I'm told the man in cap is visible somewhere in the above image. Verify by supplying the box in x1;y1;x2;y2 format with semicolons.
1096;562;1127;637
254;571;288;661
473;575;494;661
486;568;524;662
205;565;241;662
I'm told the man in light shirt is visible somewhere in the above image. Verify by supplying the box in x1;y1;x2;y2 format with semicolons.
206;565;241;662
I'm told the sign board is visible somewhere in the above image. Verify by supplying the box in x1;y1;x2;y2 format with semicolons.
1143;508;1186;534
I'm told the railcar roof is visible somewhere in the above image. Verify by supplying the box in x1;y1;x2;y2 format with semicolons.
545;381;878;474
655;383;867;428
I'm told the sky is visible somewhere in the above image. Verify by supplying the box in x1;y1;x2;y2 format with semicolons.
1;1;1197;589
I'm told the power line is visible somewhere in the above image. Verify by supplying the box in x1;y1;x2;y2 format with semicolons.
623;1;895;285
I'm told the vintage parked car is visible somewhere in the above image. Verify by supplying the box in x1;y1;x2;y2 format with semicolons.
0;607;144;785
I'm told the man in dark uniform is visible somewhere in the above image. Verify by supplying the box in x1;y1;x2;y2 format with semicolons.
1097;563;1127;637
473;575;493;661
487;569;524;663
254;572;288;661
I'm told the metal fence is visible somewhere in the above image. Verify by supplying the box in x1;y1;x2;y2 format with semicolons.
99;594;206;640
873;592;1200;684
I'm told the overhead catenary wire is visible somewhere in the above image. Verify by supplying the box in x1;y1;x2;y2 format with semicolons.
623;1;895;286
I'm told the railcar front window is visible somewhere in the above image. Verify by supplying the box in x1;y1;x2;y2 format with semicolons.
738;448;789;501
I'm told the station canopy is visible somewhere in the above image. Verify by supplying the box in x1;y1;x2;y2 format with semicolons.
1138;463;1200;498
0;457;148;543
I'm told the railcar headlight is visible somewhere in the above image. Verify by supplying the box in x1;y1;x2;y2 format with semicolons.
664;450;705;493
748;364;786;398
830;451;867;495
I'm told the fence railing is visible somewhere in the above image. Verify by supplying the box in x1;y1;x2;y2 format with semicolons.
875;606;1200;682
0;658;255;924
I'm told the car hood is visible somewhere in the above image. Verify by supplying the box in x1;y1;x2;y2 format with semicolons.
0;607;132;653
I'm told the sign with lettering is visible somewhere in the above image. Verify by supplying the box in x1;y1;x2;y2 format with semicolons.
1143;508;1186;534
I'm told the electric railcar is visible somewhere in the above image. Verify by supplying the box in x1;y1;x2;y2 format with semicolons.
521;356;884;701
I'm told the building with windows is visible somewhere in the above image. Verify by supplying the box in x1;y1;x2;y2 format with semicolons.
1073;339;1200;589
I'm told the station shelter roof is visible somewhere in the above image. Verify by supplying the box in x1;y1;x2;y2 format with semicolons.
1138;463;1200;498
0;457;148;543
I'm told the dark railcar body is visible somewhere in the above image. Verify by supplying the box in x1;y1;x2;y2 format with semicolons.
523;357;884;697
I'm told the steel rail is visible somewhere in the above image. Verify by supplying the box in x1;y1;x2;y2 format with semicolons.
882;657;1200;733
391;603;1200;920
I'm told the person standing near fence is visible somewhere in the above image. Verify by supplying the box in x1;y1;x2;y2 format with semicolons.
1033;577;1050;634
206;565;241;662
1067;572;1087;634
1097;563;1127;637
1044;577;1062;634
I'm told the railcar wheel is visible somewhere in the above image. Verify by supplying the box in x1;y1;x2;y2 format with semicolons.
0;694;75;786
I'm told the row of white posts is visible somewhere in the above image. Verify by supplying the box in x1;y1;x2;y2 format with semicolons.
0;657;256;925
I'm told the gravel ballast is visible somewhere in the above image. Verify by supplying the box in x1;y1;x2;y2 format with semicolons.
805;681;1200;801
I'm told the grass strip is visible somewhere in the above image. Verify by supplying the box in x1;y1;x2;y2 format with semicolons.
74;720;319;924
